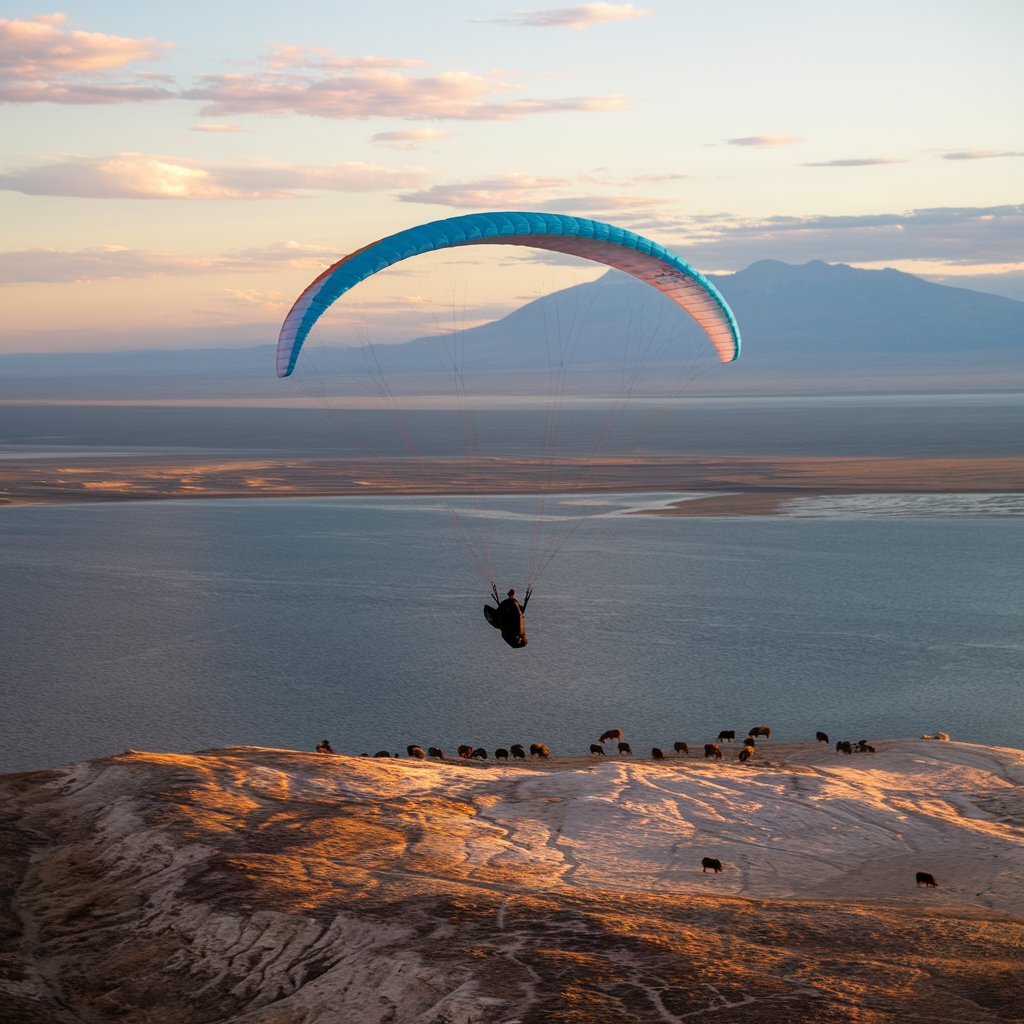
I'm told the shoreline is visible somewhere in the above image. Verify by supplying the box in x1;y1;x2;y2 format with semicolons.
3;453;1024;511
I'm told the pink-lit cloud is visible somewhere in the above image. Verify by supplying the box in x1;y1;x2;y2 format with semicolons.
0;13;174;104
265;46;424;71
726;135;802;147
803;157;910;167
191;123;242;133
398;174;568;207
0;154;428;199
482;4;651;29
372;128;454;149
185;62;629;121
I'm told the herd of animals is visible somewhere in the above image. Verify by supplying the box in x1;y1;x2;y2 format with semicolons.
312;727;943;890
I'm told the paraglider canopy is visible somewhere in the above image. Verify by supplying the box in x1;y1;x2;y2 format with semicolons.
276;212;741;378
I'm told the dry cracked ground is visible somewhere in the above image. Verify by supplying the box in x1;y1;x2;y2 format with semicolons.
1;744;1022;1023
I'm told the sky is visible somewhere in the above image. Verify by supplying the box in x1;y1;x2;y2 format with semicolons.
2;1;1022;354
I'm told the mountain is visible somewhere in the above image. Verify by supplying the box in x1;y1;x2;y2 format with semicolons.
3;261;1023;399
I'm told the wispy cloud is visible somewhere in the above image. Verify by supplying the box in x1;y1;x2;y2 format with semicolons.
185;62;629;120
940;150;1024;160
0;154;428;199
803;157;910;167
482;4;651;29
0;240;340;284
191;123;241;133
726;136;802;148
398;174;568;208
0;13;174;104
372;128;454;149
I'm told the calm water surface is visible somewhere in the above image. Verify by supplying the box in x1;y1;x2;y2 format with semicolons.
2;494;1021;773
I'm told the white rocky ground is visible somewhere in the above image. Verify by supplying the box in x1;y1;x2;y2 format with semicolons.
1;738;1022;1023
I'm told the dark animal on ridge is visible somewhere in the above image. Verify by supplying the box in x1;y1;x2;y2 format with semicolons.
716;730;736;743
315;739;335;754
738;747;752;763
749;725;771;739
651;747;664;760
600;729;623;744
674;742;689;755
495;748;509;760
373;751;390;758
916;871;938;888
472;748;488;760
407;745;426;760
428;747;445;759
743;736;756;748
590;743;604;755
617;742;632;755
856;739;875;753
701;857;723;873
836;741;853;754
457;745;474;759
530;743;550;758
510;744;526;759
816;731;829;743
704;743;722;760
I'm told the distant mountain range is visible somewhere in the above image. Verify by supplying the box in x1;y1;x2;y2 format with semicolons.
3;261;1023;399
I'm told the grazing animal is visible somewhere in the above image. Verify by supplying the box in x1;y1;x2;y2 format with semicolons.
673;742;689;755
617;742;632;755
530;743;550;758
738;747;752;762
510;744;526;759
916;871;938;888
495;748;509;760
716;730;736;743
651;747;665;760
743;736;756;748
315;739;335;754
428;746;445;759
600;729;623;744
749;725;771;739
704;743;722;760
407;745;426;760
855;739;873;753
836;740;853;754
457;745;473;759
373;751;390;758
701;857;723;873
472;748;488;760
816;731;829;743
590;743;604;755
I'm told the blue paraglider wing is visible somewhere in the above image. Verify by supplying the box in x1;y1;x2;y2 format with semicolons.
276;211;740;377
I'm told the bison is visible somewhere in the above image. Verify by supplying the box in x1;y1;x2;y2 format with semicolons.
673;742;689;755
701;857;723;873
457;745;474;759
495;748;509;760
428;746;445;759
617;742;632;755
407;745;426;760
651;747;665;760
836;740;853;754
373;751;390;758
738;747;753;763
510;744;526;759
916;871;938;888
590;743;605;755
472;748;488;760
743;736;756;748
748;725;771;739
716;730;736;743
600;729;623;744
816;731;829;743
529;743;550;758
315;739;336;754
704;743;722;760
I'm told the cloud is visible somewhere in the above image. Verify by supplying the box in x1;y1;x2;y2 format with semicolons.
191;123;241;133
726;136;802;148
0;13;174;104
264;46;424;71
372;128;454;149
652;204;1024;272
940;150;1024;160
0;240;341;284
0;154;428;199
398;174;568;208
482;4;651;28
803;157;910;167
184;61;629;121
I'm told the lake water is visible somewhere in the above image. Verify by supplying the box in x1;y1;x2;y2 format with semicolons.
2;491;1021;773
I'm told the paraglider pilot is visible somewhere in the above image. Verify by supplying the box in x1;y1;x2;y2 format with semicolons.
485;585;530;648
